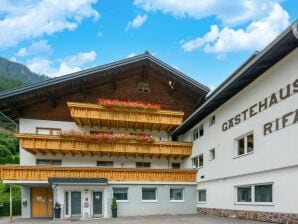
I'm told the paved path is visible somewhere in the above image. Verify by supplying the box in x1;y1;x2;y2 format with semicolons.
0;215;270;224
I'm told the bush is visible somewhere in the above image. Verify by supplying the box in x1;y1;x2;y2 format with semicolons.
0;155;19;164
0;182;21;216
0;200;21;216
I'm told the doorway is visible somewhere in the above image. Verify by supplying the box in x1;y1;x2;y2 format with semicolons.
71;191;81;216
31;187;53;218
93;192;103;216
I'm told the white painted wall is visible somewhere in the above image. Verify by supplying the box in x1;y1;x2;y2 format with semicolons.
180;48;298;213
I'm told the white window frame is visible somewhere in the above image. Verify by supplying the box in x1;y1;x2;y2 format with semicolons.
199;124;204;137
112;187;128;203
169;188;184;202
209;148;215;161
234;132;254;158
235;183;274;206
198;154;204;168
141;187;157;203
192;127;198;141
197;189;207;204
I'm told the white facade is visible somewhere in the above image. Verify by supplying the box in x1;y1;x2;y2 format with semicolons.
179;48;298;213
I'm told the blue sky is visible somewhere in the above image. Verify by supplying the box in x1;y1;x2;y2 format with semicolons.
0;0;297;90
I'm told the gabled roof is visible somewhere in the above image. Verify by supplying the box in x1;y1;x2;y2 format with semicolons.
0;52;209;99
172;20;298;138
0;52;209;120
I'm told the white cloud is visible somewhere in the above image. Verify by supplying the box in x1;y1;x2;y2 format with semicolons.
127;53;136;58
16;40;52;57
125;14;148;31
181;3;289;55
134;0;279;26
27;50;97;77
0;0;99;48
97;32;103;37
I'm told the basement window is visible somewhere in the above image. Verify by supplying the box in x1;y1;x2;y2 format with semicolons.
137;82;150;93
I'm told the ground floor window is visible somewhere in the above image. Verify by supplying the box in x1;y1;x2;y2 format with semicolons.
142;188;157;201
113;188;128;201
197;189;207;202
170;188;184;201
236;183;273;204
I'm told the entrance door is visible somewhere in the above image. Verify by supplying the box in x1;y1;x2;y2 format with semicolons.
93;192;103;216
71;192;81;216
32;187;53;217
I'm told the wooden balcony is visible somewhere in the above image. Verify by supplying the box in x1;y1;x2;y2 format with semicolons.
67;102;184;131
0;166;196;182
16;134;192;159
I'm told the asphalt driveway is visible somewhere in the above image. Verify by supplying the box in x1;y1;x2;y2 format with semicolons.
0;215;271;224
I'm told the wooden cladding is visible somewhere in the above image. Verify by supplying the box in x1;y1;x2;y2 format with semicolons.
67;102;184;131
16;134;192;159
0;166;197;182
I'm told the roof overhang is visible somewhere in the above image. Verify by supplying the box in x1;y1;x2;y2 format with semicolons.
172;20;298;138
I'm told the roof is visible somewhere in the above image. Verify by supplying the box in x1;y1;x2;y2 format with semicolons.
172;20;298;138
0;52;209;120
0;52;209;100
48;178;108;184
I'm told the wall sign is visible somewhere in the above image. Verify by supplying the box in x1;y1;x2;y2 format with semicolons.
222;78;298;132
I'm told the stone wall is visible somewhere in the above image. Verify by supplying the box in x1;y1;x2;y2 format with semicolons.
197;208;298;224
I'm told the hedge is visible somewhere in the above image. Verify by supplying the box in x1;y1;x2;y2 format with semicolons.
0;200;21;216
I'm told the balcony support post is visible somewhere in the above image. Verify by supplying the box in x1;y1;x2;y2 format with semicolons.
9;184;12;223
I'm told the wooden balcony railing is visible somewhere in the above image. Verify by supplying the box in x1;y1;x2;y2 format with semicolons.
0;166;197;182
67;102;184;131
16;134;192;159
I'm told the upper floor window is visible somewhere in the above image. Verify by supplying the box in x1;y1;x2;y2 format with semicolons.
199;124;204;137
36;159;61;166
236;133;254;157
36;127;61;135
136;162;151;168
192;154;203;168
97;161;113;167
192;128;198;141
209;148;215;161
209;115;216;126
171;163;181;169
137;82;150;93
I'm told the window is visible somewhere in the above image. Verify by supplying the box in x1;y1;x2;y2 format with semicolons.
193;155;203;168
170;189;184;201
192;128;198;141
113;188;128;201
36;127;61;135
137;82;150;93
237;186;252;202
136;162;151;168
192;157;198;168
64;191;69;215
198;189;207;202
142;188;157;201
236;133;254;156
199;124;204;137
209;115;216;126
236;184;273;204
255;184;272;202
198;154;204;167
209;148;215;160
97;161;113;167
171;163;180;169
36;159;61;166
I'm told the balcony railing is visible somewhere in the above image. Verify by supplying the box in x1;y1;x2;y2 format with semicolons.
67;102;184;131
16;134;192;159
0;166;197;182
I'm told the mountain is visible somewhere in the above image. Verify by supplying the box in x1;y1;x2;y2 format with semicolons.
0;56;48;91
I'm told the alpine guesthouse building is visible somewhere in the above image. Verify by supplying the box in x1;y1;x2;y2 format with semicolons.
0;20;297;224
